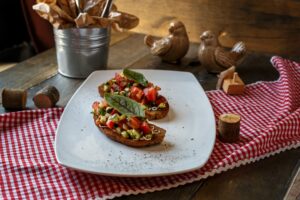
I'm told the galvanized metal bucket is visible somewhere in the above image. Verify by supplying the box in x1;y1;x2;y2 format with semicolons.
53;28;110;78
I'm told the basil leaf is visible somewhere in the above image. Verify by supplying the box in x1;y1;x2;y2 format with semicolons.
104;93;145;117
123;68;148;87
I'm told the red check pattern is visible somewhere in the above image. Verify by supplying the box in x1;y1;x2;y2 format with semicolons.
1;56;300;199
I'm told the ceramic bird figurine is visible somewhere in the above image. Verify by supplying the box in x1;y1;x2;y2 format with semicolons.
198;30;246;73
144;20;189;63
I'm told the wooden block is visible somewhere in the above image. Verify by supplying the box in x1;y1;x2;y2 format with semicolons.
222;72;245;95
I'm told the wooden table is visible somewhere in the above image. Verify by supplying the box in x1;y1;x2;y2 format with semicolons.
1;32;299;200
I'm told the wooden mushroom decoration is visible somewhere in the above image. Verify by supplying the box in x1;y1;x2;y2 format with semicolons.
218;113;241;143
198;30;246;73
144;20;189;63
33;86;60;108
2;88;27;110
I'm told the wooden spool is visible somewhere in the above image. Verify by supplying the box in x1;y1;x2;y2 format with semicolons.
218;113;241;143
2;88;27;110
33;86;60;108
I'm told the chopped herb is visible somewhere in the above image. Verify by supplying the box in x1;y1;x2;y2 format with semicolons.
98;108;106;116
123;68;148;87
105;93;145;117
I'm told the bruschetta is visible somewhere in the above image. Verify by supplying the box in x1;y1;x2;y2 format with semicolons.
98;69;169;120
92;94;166;147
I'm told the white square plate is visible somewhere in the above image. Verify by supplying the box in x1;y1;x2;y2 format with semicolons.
55;70;216;177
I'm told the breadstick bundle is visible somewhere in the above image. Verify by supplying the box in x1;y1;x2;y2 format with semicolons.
32;0;139;31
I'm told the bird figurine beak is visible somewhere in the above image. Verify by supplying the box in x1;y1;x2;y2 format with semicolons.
200;35;206;41
169;25;175;33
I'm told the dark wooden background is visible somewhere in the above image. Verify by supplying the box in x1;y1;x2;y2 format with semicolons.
115;0;300;56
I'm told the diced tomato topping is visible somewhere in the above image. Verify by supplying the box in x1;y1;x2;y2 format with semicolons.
128;117;141;129
106;120;115;129
114;73;128;89
144;87;157;102
118;121;124;128
130;86;144;101
136;91;144;100
101;100;108;107
140;121;151;134
110;109;118;115
155;96;166;105
155;86;161;91
95;119;101;126
119;81;127;89
92;101;99;110
147;82;154;87
131;86;142;95
112;83;120;92
141;98;149;105
114;73;123;82
143;88;148;95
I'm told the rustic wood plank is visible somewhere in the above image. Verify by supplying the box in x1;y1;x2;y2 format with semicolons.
127;42;200;71
116;182;204;200
25;74;83;109
115;0;300;56
2;43;282;108
108;34;150;68
110;31;132;45
0;49;57;105
284;162;300;200
0;32;135;105
113;149;300;200
0;74;82;113
0;33;149;110
0;63;16;73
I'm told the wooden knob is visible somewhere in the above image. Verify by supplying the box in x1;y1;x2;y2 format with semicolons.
218;113;241;143
2;88;27;110
33;86;60;108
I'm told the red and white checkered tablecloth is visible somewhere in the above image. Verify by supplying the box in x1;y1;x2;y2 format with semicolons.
1;56;300;199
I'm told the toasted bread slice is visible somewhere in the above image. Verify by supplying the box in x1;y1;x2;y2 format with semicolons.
94;116;166;147
98;83;106;98
145;96;169;120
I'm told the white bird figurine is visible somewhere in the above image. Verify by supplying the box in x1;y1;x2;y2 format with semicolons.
144;20;189;63
198;30;246;73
